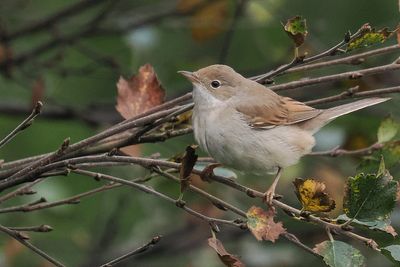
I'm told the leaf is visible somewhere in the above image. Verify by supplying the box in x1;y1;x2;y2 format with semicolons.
313;240;366;267
347;24;392;51
337;214;397;237
283;16;308;47
208;237;245;267
344;157;398;221
246;206;285;242
116;64;165;119
179;145;198;194
358;141;400;173
377;117;399;143
293;178;336;212
178;0;229;42
382;245;400;263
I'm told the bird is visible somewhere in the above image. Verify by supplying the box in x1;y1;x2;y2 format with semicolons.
179;64;389;204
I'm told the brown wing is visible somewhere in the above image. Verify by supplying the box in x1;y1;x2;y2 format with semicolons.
236;96;322;129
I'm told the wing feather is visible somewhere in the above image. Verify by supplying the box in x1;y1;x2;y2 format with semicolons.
236;96;322;129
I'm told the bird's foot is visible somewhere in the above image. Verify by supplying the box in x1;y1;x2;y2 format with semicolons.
262;187;276;206
200;163;222;182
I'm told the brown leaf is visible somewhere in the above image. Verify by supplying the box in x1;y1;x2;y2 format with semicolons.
208;237;245;267
116;64;165;119
293;178;336;213
246;206;286;242
180;145;198;194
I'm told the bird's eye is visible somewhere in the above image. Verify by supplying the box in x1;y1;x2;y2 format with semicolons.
210;80;221;89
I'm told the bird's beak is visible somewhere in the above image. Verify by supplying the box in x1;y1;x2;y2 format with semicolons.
178;70;199;83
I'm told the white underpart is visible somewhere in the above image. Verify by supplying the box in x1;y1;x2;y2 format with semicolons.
192;84;316;174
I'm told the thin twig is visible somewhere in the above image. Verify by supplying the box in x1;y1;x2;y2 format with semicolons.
72;169;242;228
309;142;383;157
153;168;246;217
0;101;42;149
0;224;65;267
100;235;162;267
305;85;400;106
0;178;44;204
8;224;53;233
268;61;400;91
252;26;366;82
285;44;400;74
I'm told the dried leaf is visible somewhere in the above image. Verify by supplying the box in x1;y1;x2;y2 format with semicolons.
180;145;198;194
293;178;336;212
344;157;397;221
116;64;165;119
347;24;393;51
246;206;285;242
283;16;308;47
178;0;229;42
208;237;245;267
313;240;366;267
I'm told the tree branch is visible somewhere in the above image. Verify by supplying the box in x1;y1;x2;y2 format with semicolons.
0;101;42;149
99;235;162;267
0;224;65;267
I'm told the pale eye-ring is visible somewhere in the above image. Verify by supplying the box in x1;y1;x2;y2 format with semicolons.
210;80;221;89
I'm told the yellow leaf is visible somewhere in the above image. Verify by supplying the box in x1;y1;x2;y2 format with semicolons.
293;178;336;212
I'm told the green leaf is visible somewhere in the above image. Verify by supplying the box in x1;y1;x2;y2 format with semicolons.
283;16;308;47
337;214;397;237
313;240;365;267
382;245;400;263
347;24;392;51
344;158;398;221
378;117;399;143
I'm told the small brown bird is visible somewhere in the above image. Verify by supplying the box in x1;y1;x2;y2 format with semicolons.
179;64;389;204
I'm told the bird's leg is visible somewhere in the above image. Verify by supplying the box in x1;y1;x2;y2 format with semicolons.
263;167;283;205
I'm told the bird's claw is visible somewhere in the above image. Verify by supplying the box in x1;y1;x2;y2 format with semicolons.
263;190;275;206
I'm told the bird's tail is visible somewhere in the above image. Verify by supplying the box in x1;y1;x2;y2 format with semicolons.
301;97;390;133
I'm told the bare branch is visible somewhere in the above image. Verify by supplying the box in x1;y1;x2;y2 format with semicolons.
8;224;53;233
0;224;65;267
268;61;400;91
286;44;400;74
100;235;162;267
309;142;383;157
305;85;400;106
71;169;242;228
0;101;42;149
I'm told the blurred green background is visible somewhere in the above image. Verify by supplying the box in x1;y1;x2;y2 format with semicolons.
0;0;399;266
